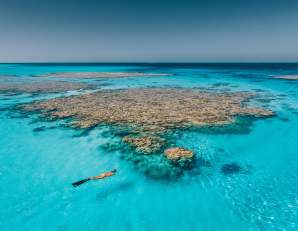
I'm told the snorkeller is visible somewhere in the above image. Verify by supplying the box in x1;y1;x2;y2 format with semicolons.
72;169;117;187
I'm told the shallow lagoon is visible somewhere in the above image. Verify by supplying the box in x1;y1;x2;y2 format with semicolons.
0;63;298;231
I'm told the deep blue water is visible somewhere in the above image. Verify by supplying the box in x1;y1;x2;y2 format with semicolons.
0;63;298;231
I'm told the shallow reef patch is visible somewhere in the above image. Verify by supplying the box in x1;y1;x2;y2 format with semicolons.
123;135;166;154
221;162;242;175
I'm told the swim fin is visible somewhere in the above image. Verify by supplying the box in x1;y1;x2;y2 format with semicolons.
72;178;90;187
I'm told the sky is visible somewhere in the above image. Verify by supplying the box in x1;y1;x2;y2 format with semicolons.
0;0;298;62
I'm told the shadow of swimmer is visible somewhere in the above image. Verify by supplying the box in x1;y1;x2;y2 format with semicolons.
95;181;135;201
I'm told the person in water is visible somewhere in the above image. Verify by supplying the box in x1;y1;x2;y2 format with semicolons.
72;169;117;187
90;169;117;180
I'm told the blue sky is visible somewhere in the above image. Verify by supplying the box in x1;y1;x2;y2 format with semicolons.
0;0;298;62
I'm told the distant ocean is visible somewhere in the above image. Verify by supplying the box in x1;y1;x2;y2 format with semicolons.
1;63;298;231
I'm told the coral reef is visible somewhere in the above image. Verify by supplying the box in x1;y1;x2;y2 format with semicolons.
221;162;242;175
118;145;184;180
0;81;95;94
19;88;274;180
20;88;274;130
122;135;165;154
165;147;194;160
191;116;258;134
41;72;171;79
164;147;195;168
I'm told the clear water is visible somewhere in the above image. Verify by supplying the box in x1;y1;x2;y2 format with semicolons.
0;63;298;231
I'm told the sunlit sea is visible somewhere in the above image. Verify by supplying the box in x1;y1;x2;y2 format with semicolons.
0;63;298;231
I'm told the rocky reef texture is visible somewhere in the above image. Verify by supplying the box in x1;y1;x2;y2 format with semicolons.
41;72;171;79
274;75;298;80
122;150;185;180
0;81;95;94
165;147;194;160
164;147;195;168
21;88;274;130
122;135;165;154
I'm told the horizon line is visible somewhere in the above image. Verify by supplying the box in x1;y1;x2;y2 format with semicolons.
1;61;298;64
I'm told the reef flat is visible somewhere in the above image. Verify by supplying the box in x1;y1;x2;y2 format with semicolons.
0;81;95;95
41;72;171;79
21;88;274;130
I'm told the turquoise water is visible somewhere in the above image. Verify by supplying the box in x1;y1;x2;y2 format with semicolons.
1;63;298;230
